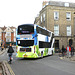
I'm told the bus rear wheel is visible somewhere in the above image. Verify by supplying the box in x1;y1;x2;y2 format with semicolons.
41;51;43;58
52;50;53;56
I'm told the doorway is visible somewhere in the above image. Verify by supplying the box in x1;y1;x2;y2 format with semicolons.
69;39;73;47
55;40;59;53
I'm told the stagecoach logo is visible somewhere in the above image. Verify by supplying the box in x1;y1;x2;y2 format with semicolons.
20;35;32;38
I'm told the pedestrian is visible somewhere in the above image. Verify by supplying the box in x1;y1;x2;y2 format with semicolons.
66;45;71;58
61;45;65;57
7;43;14;62
1;44;4;51
71;45;74;57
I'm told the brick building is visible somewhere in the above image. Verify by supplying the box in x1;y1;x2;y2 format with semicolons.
0;26;16;47
34;1;75;51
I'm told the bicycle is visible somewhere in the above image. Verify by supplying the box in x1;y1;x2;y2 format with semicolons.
8;53;12;64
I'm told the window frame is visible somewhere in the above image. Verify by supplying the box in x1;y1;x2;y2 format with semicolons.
6;37;11;42
41;15;42;23
43;13;45;22
66;12;71;20
6;32;11;36
54;25;59;36
54;11;59;20
0;32;1;36
36;26;51;36
67;25;71;36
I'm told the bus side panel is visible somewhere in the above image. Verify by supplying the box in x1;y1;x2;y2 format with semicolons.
43;48;48;56
38;34;49;57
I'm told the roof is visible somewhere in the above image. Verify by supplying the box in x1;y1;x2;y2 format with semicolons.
43;1;75;8
1;26;7;31
0;26;16;31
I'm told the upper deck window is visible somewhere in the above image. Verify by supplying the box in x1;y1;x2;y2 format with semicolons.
18;24;34;34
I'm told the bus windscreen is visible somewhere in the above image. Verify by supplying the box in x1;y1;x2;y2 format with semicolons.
18;25;34;34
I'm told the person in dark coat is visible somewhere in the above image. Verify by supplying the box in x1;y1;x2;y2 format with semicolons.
71;45;74;57
7;43;14;61
62;45;65;57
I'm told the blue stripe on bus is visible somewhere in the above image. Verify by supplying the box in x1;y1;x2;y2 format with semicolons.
34;29;37;45
45;36;48;42
32;34;34;39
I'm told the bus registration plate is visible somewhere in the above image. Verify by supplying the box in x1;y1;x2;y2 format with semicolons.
24;55;27;57
20;35;32;38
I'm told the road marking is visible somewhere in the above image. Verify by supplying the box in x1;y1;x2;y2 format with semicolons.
59;57;63;59
3;60;15;75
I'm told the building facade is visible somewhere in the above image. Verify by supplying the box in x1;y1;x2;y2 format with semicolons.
0;26;16;47
0;28;3;46
34;1;75;51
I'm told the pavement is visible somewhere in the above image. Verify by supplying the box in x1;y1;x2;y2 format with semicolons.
0;61;15;75
0;49;6;55
0;48;15;75
57;53;75;61
59;56;75;61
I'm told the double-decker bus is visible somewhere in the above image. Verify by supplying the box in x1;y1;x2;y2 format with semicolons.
16;24;55;58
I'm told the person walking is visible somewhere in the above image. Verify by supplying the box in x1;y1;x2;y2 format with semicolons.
7;43;14;63
71;45;74;57
62;45;65;57
1;44;4;51
66;45;71;58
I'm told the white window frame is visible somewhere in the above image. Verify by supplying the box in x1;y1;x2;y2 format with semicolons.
13;29;16;36
66;12;71;20
54;25;59;36
67;25;71;36
0;32;1;40
41;16;42;23
6;32;11;36
0;32;1;36
14;38;16;42
54;11;59;20
43;13;45;21
6;37;11;42
14;32;16;36
64;3;69;7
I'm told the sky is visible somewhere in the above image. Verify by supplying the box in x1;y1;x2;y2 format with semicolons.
0;0;75;27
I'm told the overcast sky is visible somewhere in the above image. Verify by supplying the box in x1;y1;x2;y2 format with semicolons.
0;0;75;27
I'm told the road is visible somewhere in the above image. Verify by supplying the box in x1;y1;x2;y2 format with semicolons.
0;49;75;75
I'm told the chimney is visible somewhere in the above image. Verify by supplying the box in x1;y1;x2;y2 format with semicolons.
42;1;48;8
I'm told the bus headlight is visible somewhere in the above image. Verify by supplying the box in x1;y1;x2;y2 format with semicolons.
18;41;20;44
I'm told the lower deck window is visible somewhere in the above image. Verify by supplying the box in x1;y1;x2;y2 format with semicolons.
17;40;34;47
20;48;31;52
39;41;51;48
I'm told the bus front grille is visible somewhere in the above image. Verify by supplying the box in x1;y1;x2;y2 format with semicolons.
20;48;31;52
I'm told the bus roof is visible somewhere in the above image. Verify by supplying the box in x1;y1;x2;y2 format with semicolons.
18;24;34;27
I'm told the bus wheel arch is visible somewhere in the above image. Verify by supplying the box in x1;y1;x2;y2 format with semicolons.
52;50;53;56
41;51;43;58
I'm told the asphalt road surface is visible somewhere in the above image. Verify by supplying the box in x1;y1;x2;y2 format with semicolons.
0;49;75;75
